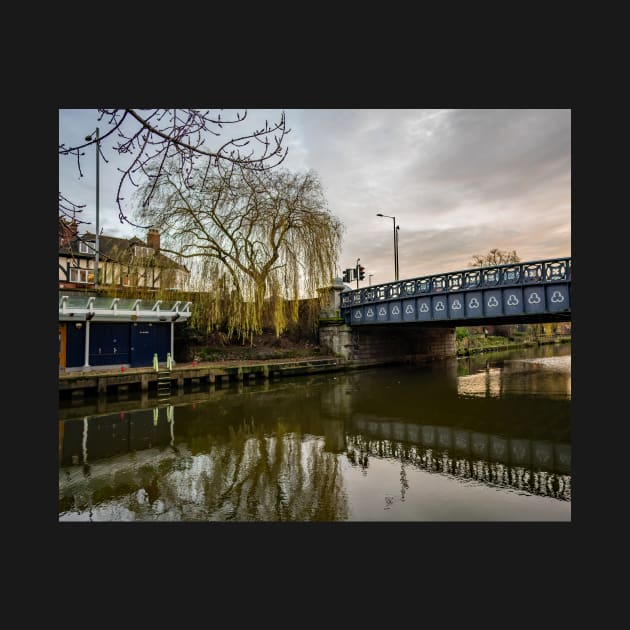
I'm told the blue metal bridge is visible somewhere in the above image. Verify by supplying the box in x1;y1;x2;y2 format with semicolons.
340;257;571;327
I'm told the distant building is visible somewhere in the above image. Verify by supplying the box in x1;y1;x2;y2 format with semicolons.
58;223;189;291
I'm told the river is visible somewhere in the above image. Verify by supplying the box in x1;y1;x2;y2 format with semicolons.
58;343;571;522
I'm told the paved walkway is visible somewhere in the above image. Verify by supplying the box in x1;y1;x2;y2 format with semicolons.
60;355;335;377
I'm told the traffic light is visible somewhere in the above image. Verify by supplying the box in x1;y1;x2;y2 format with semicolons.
358;265;366;281
343;268;355;283
342;269;349;283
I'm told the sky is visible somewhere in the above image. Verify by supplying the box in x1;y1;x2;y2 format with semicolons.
59;108;571;286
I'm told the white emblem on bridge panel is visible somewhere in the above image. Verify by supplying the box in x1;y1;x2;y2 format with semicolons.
528;292;541;304
366;308;374;317
435;301;445;311
354;310;362;319
487;296;499;307
405;304;414;314
507;295;519;306
451;299;462;310
469;298;480;308
378;307;387;316
419;303;429;313
391;305;400;315
550;291;565;303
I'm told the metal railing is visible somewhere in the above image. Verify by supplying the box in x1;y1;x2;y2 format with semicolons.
340;257;571;308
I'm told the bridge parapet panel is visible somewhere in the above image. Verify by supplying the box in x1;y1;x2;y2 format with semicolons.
483;268;500;287
501;265;521;285
377;303;389;322
524;286;546;313
504;288;524;315
484;290;503;317
546;285;570;311
523;263;543;283
432;295;448;320
464;270;482;289
402;281;416;297
417;297;431;321
389;301;402;321
448;293;465;318
465;292;483;318
403;299;416;321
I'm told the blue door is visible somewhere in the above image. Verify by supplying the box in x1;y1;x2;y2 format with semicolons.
130;322;156;367
89;324;130;366
66;322;86;367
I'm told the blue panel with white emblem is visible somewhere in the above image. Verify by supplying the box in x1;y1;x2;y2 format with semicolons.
376;303;389;322
464;292;483;318
389;300;402;321
432;296;448;320
503;287;524;315
484;290;503;317
546;285;570;312
448;293;465;318
416;297;432;321
364;304;376;322
402;299;416;321
524;286;545;313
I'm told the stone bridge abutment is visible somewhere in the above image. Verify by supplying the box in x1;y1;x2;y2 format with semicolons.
319;322;455;365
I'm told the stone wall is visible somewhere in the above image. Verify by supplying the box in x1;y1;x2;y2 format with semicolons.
319;322;456;365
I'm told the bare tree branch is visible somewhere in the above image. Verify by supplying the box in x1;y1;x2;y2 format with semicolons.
59;109;290;228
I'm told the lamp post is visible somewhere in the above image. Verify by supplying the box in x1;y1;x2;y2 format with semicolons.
376;213;398;281
85;127;100;290
396;224;400;280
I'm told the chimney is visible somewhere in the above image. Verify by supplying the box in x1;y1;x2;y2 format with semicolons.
59;219;79;247
147;228;160;251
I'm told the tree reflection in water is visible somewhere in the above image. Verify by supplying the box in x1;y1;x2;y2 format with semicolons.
60;419;349;522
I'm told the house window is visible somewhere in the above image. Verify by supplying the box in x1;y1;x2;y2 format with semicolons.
70;267;94;283
78;241;93;254
122;273;137;287
133;245;153;257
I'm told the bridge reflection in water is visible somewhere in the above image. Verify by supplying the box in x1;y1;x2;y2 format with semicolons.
346;416;570;502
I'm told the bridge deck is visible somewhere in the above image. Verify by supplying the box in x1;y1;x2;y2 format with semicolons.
340;257;571;326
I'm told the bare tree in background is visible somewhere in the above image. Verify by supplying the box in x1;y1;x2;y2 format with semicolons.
469;248;521;267
59;109;289;229
134;161;344;340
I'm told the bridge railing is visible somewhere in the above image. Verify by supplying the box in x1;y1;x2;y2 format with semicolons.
340;257;571;307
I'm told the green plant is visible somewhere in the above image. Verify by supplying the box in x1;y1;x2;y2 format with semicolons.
456;327;469;342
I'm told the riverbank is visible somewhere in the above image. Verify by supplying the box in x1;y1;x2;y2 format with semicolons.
456;334;571;357
59;330;572;398
59;355;346;399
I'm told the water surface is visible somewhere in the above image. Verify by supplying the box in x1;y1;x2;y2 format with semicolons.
59;343;571;522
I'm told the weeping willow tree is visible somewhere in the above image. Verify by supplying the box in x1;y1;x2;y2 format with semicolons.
134;161;344;340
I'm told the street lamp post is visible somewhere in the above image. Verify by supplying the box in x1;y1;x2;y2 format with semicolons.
395;224;400;280
376;213;398;281
85;127;100;290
